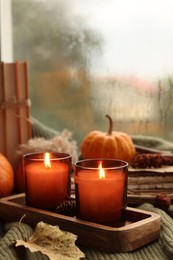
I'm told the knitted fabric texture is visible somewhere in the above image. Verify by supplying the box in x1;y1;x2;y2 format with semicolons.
31;117;59;139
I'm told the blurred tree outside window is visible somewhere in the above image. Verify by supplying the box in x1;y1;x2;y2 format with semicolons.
12;0;173;146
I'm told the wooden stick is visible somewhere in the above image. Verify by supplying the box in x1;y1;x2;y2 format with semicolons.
15;60;22;144
24;61;32;139
2;63;7;156
0;62;6;155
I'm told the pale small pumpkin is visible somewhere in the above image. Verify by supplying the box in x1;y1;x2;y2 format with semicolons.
81;115;136;163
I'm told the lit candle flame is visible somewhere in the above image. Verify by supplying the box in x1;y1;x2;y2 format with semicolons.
99;162;105;179
44;152;51;168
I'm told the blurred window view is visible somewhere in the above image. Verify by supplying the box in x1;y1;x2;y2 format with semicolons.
12;0;173;145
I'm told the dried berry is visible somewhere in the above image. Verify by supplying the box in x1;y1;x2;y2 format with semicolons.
154;193;171;212
131;153;173;169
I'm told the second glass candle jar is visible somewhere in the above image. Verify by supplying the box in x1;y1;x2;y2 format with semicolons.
74;158;128;224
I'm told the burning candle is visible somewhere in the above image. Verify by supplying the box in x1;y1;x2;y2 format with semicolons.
75;159;128;224
24;152;71;211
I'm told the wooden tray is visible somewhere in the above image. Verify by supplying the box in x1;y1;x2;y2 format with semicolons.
0;193;161;253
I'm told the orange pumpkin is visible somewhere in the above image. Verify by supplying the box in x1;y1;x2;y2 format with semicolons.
81;115;136;163
0;153;14;197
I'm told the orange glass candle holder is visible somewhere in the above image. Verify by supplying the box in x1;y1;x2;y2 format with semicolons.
74;159;128;224
23;152;71;211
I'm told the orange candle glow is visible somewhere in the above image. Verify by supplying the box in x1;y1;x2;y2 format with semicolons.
75;159;128;224
24;152;71;211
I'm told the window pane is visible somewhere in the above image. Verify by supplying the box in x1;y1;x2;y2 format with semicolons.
12;0;173;144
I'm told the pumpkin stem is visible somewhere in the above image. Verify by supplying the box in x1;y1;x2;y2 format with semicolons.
105;114;113;135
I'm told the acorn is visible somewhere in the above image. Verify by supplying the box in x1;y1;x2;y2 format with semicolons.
56;199;76;217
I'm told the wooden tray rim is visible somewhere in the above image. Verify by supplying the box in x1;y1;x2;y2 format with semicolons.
0;193;160;230
0;193;161;253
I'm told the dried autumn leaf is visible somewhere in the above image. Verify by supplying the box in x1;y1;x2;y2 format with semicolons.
15;221;85;260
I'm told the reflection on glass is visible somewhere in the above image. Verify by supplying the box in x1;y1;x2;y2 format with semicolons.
12;0;173;144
